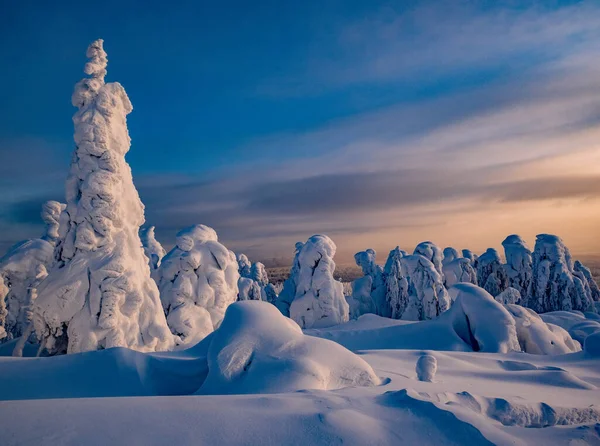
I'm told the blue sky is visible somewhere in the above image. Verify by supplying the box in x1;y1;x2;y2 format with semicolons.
2;1;600;264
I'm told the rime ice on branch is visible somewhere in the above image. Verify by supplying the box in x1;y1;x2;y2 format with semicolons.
157;224;239;348
289;235;349;328
32;40;173;355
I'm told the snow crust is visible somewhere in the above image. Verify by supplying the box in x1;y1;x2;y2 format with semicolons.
288;235;349;328
157;224;239;348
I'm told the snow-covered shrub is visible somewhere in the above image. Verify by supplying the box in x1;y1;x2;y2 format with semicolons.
529;234;592;313
401;254;450;321
477;248;509;297
274;242;303;317
383;246;409;319
502;235;532;298
140;226;166;273
354;249;387;317
236;253;252;279
157;224;239;348
197;301;379;394
504;305;581;354
414;241;443;277
33;40;173;355
347;275;375;320
446;283;520;353
237;277;262;301
495;287;522;305
574;260;600;302
289;235;349;328
442;247;477;288
416;353;437;382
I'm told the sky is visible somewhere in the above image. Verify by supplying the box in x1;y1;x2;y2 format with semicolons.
1;0;600;265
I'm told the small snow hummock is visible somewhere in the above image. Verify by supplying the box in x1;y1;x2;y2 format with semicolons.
354;249;387;317
477;248;509;297
289;235;349;328
529;234;593;313
197;301;380;394
416;353;437;382
502;235;533;299
157;224;239;348
442;247;477;288
33;40;173;355
140;226;166;273
383;246;409;319
274;242;304;317
401;254;450;321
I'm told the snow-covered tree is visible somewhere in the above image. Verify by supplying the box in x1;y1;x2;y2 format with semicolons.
140;226;166;273
0;279;7;341
157;224;239;348
442;247;477;288
274;242;304;317
354;249;387;316
250;262;269;286
383;246;409;319
262;283;278;303
574;260;600;302
237;277;263;301
495;287;522;305
414;241;443;277
289;235;348;328
477;248;509;297
401;254;450;320
529;234;592;313
32;40;173;355
237;253;252;279
502;234;533;299
347;275;375;320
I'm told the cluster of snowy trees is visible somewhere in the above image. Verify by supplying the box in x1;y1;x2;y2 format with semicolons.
0;40;598;358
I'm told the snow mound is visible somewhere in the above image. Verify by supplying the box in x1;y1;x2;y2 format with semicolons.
416;353;437;382
198;301;379;394
157;224;239;348
504;305;581;355
584;332;600;357
289;235;348;328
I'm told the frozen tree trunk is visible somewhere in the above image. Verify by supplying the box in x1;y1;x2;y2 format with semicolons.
529;234;592;313
502;235;533;301
477;248;509;297
354;249;387;317
140;226;166;274
157;225;239;348
383;246;409;319
289;235;349;328
32;40;173;355
401;254;450;321
274;242;304;317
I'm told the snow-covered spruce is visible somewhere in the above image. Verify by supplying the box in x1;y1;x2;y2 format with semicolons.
416;353;437;382
477;248;509;297
529;234;592;313
0;279;7;340
574;260;600;302
288;235;349;328
32;40;173;355
274;242;304;317
353;249;387;316
502;235;533;300
442;247;477;288
250;261;278;302
237;277;262;301
401;254;450;320
197;301;379;394
140;226;166;273
495;287;522;305
462;249;478;269
347;275;375;320
157;224;239;348
236;253;252;279
414;241;443;277
383;246;409;319
504;305;581;355
0;201;64;343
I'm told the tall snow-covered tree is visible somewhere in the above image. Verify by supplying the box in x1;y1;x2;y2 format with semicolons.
574;260;600;302
462;249;478;270
289;235;349;328
274;242;304;317
157;224;239;348
354;249;387;316
383;246;409;319
32;40;173;355
414;241;443;277
529;234;592;313
140;226;166;273
442;247;477;288
250;262;269;286
401;254;450;320
502;234;533;299
477;248;509;297
237;253;252;279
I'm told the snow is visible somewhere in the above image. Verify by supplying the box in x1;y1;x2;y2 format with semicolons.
540;310;600;345
495;287;522;305
237;277;263;301
442;249;477;288
502;234;533;298
574;260;600;302
353;249;387;316
477;248;509;297
400;254;450;320
416;353;437;382
157;224;239;348
140;226;165;273
288;235;349;328
237;253;252;278
585;331;600;357
274;242;303;317
198;301;379;394
414;241;443;277
383;246;409;319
